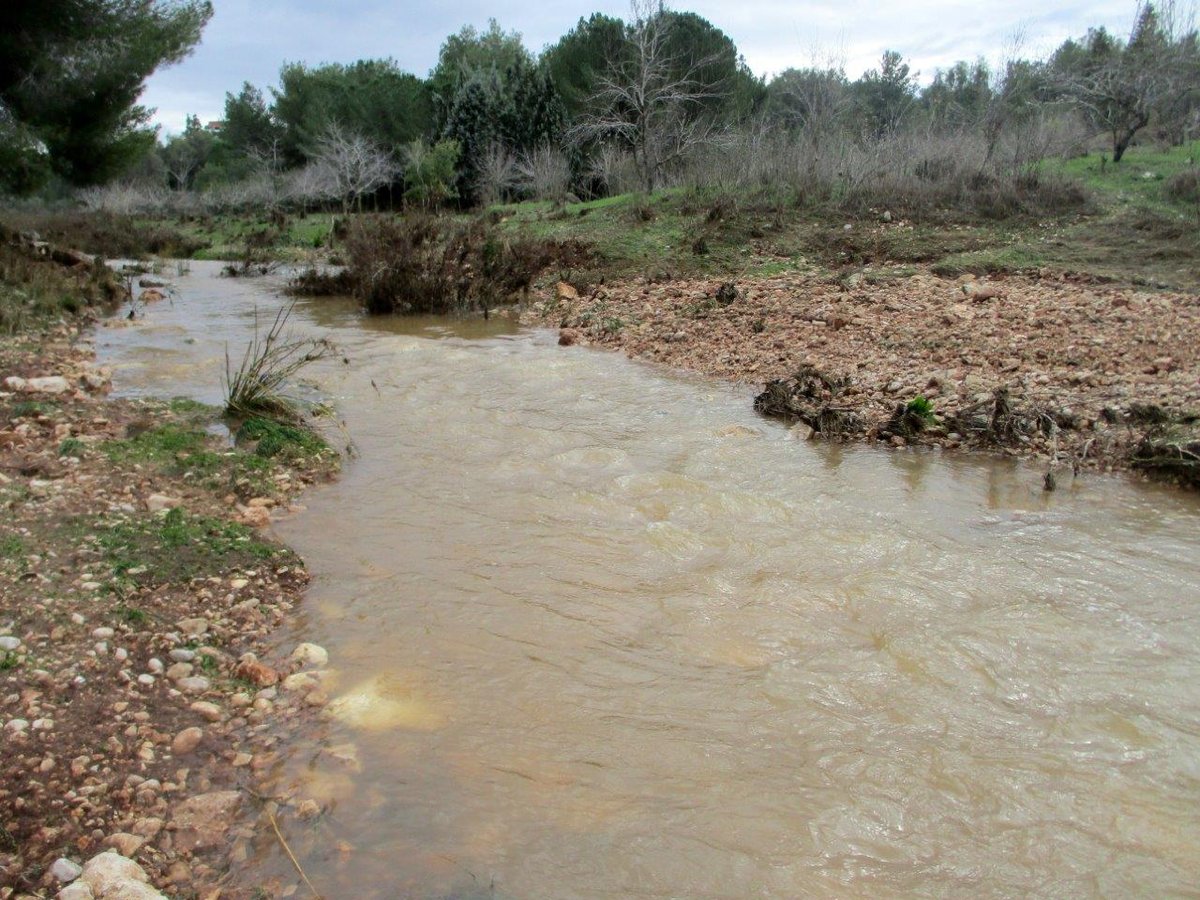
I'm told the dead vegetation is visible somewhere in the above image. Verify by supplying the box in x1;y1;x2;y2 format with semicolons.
338;214;591;315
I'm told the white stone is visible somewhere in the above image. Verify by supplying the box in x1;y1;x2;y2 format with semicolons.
56;882;94;900
145;494;181;513
0;636;20;651
26;376;72;394
49;857;83;882
290;642;329;668
92;627;114;640
79;851;149;895
176;676;211;693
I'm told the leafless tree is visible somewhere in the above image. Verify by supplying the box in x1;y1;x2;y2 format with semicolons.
571;0;729;191
515;144;572;200
1054;1;1198;161
310;124;397;212
475;142;518;206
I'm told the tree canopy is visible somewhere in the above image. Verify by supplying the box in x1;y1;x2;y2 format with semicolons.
0;0;212;190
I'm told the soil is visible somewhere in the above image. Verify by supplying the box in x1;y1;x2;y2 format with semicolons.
0;320;339;898
526;267;1200;485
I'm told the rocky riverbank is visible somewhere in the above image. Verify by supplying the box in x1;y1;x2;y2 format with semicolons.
529;268;1200;486
0;322;340;898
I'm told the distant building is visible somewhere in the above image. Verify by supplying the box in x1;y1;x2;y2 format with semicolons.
204;120;225;133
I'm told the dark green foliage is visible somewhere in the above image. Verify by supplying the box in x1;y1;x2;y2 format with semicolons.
542;14;628;119
0;0;212;189
429;20;533;133
272;59;431;166
236;418;327;460
222;82;281;159
854;50;918;138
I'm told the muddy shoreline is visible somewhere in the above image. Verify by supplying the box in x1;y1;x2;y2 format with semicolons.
0;317;339;898
526;268;1200;488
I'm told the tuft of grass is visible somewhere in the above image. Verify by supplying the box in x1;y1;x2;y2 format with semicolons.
236;417;327;459
0;534;24;559
115;605;150;626
58;437;85;458
93;507;283;585
224;303;330;423
906;396;936;421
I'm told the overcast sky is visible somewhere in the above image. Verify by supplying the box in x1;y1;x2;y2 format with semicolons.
143;0;1140;134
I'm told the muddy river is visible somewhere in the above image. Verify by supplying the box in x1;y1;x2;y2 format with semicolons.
97;264;1200;898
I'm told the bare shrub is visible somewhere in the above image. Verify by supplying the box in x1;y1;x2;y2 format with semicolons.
476;144;519;207
224;302;331;422
341;214;590;315
515;145;572;201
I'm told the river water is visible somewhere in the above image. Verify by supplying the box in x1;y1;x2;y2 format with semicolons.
97;264;1200;898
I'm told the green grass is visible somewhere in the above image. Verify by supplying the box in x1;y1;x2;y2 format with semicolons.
236;417;328;459
1043;142;1200;218
90;507;283;585
0;534;25;559
102;423;274;495
58;437;85;458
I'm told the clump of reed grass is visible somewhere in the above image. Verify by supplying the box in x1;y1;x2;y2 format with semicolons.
223;302;330;423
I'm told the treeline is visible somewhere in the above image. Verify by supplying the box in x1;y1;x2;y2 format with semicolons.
6;0;1200;216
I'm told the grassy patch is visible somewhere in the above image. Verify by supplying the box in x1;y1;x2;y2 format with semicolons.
0;534;25;559
102;423;275;496
88;507;283;586
236;417;327;460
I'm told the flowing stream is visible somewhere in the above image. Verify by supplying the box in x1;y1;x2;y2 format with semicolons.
97;263;1200;898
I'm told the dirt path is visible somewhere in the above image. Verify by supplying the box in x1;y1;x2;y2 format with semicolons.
0;323;338;897
527;268;1200;487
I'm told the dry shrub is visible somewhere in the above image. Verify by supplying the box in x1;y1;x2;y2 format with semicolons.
0;230;128;334
343;214;590;315
2;209;204;258
754;365;863;437
1164;170;1200;204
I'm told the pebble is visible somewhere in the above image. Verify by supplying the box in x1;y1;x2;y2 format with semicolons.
136;674;155;686
0;636;20;652
168;649;196;662
91;628;114;640
177;617;208;636
171;727;203;755
49;857;83;883
189;701;222;721
176;676;211;693
147;658;164;674
291;642;329;668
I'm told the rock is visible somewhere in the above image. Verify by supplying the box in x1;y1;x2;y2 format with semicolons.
103;833;145;857
168;649;195;662
49;857;84;882
881;210;893;223
169;791;243;852
0;636;20;652
137;278;166;288
236;504;272;528
176;676;211;694
57;883;94;900
961;282;1001;301
177;617;208;636
26;376;71;394
233;658;279;687
138;289;166;303
558;328;579;347
165;662;193;681
92;627;114;640
788;423;815;441
79;851;149;895
4;375;27;391
290;642;329;668
555;281;579;301
130;817;163;840
171;727;203;755
296;799;322;821
189;701;222;721
145;494;181;513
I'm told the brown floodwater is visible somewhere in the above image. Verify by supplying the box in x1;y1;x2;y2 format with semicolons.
97;263;1200;898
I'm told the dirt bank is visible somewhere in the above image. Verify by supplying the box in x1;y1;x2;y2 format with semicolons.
0;321;339;897
527;268;1200;486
